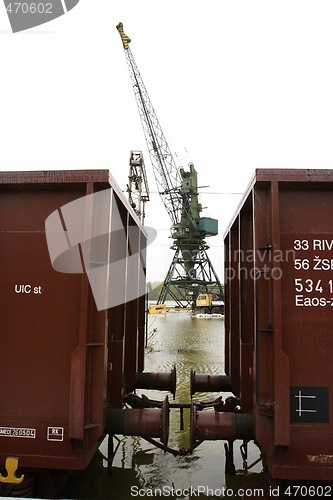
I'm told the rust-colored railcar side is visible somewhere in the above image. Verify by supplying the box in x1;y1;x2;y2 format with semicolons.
224;169;333;481
0;170;147;495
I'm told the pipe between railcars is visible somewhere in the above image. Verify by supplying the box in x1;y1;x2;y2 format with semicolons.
190;370;232;397
190;403;254;449
136;366;176;398
106;396;169;449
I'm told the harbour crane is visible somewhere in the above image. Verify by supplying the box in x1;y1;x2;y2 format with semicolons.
116;23;223;308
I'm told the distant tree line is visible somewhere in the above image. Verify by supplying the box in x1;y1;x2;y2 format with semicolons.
147;282;163;301
147;282;176;301
146;282;192;301
146;282;224;302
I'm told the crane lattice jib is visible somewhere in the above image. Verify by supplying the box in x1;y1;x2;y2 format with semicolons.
116;23;186;227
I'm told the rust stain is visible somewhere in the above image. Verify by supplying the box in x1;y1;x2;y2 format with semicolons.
308;455;333;463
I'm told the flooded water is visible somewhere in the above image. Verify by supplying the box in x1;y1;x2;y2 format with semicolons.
57;312;263;499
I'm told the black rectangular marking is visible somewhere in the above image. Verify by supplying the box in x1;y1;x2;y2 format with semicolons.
290;386;329;423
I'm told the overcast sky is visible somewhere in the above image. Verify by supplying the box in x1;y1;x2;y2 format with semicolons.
1;1;333;281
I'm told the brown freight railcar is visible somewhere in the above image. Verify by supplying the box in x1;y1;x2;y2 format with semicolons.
0;170;148;496
224;169;333;481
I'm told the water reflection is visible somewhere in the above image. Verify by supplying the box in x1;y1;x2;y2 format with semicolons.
57;312;262;499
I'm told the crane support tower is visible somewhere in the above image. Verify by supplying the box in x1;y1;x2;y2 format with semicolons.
127;150;150;225
116;23;223;308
